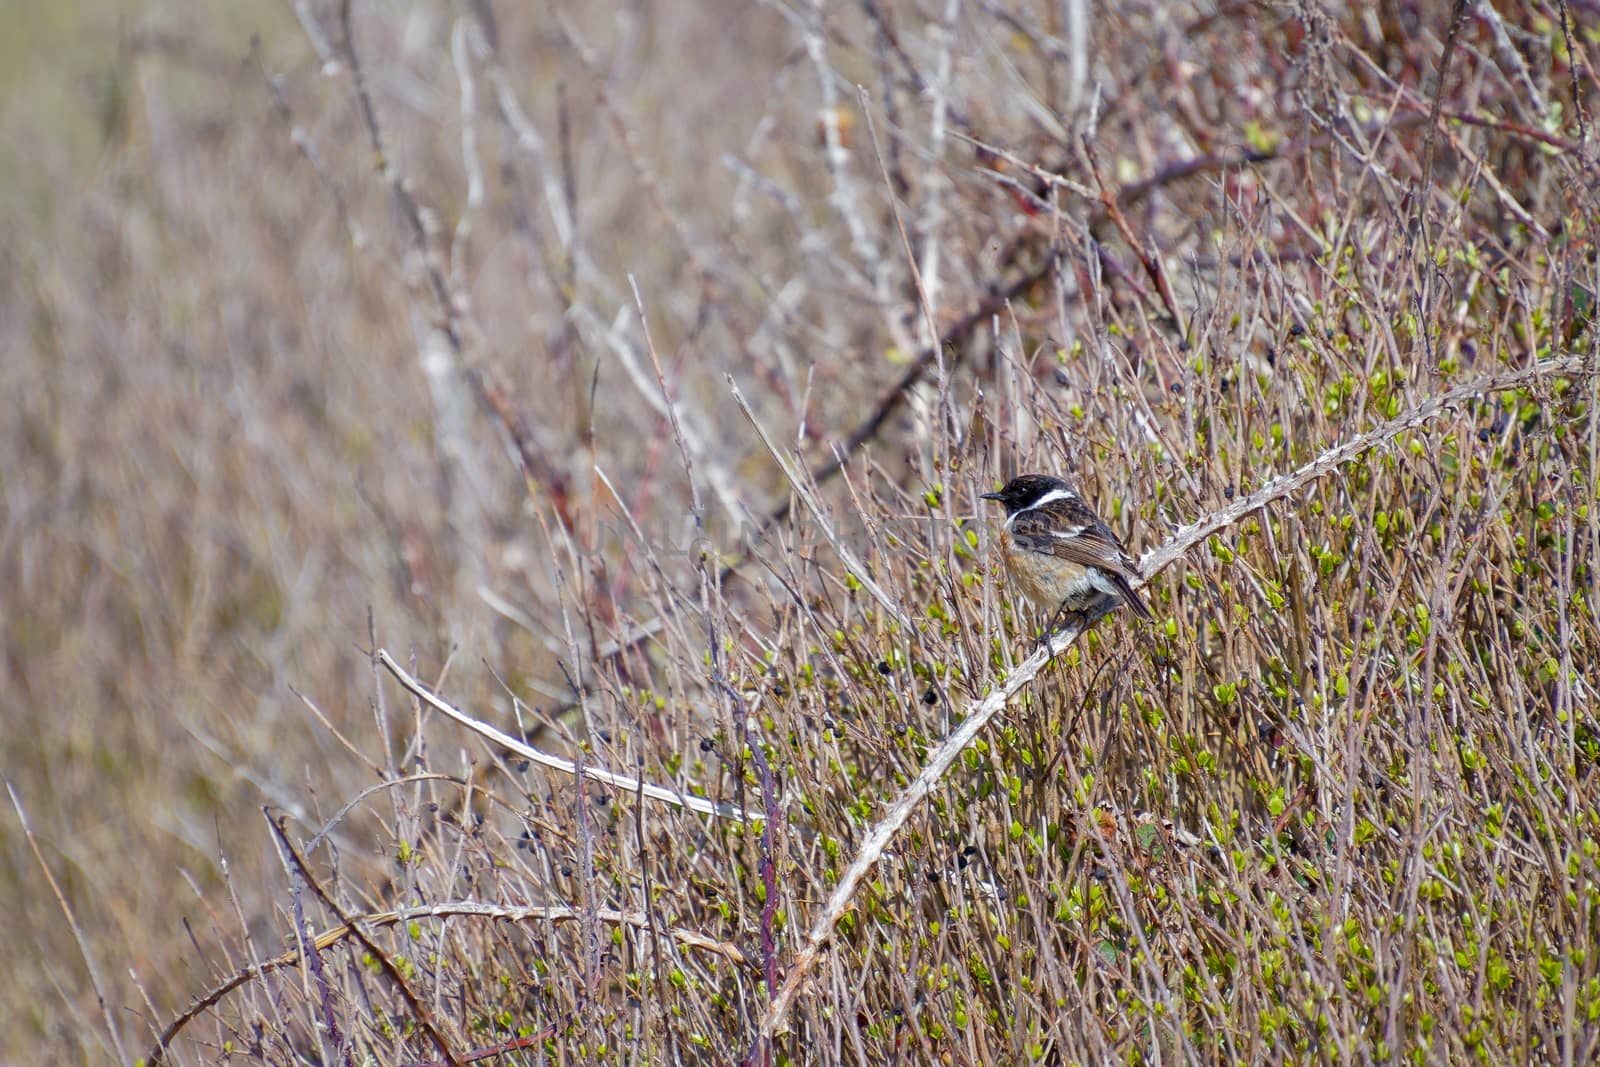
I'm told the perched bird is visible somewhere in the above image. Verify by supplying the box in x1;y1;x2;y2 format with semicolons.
982;474;1153;628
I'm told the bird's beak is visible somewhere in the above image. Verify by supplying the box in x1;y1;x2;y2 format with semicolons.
981;491;1003;501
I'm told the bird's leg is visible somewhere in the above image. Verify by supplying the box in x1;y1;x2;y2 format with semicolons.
1081;593;1120;627
1039;600;1089;650
1039;594;1123;650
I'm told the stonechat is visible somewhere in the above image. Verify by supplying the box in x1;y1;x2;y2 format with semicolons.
982;474;1153;628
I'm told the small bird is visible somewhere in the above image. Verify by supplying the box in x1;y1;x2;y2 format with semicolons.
982;474;1153;628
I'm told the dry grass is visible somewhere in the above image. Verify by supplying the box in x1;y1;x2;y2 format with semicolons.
3;1;1598;1064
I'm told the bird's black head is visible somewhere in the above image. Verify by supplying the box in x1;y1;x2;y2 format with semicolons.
981;474;1074;515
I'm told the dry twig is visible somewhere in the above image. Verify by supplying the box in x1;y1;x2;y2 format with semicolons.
375;651;754;820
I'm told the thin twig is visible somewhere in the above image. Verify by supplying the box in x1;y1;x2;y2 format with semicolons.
1414;0;1470;269
1081;134;1187;335
375;650;754;820
7;784;131;1065
269;813;465;1067
286;847;345;1067
729;378;914;633
571;301;746;525
449;16;485;286
629;275;708;522
144;901;753;1064
398;1028;557;1067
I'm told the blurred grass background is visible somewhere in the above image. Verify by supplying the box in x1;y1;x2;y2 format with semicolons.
3;0;1597;1063
3;3;806;1058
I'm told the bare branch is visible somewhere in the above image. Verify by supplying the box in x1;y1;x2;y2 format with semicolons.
375;651;755;821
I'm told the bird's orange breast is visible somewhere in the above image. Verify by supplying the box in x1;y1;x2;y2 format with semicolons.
999;528;1093;610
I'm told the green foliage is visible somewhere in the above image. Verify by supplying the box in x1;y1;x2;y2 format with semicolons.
5;0;1599;1064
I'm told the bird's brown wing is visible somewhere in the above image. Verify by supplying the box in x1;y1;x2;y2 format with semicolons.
1011;500;1153;619
1009;499;1134;572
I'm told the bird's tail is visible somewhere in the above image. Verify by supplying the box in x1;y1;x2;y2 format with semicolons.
1112;572;1154;621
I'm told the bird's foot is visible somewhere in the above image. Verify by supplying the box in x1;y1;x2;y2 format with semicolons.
1036;604;1089;652
1037;596;1121;651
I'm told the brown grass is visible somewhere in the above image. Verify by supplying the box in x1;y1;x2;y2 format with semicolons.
3;1;1598;1064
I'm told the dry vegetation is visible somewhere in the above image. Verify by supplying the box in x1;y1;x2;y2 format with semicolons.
3;0;1599;1063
